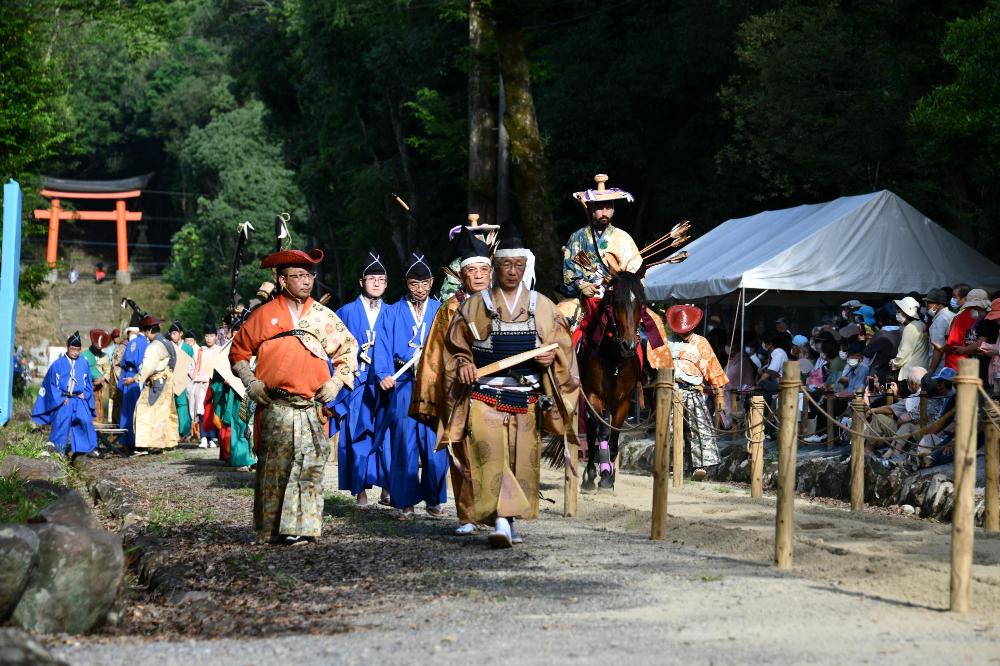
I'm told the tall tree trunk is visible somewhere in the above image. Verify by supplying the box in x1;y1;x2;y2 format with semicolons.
497;73;510;225
468;0;497;226
495;16;561;294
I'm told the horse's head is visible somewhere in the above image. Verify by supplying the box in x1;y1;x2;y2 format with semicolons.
604;271;646;359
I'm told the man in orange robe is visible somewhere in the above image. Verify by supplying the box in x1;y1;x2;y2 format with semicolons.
230;248;357;545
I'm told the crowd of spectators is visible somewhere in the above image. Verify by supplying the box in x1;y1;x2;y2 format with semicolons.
707;283;1000;471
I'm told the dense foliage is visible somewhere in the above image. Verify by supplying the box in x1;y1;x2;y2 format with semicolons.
3;0;999;315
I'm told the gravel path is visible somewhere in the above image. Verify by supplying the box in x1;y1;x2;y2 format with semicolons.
52;448;1000;664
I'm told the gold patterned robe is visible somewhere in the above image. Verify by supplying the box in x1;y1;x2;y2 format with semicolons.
134;337;179;450
439;288;579;522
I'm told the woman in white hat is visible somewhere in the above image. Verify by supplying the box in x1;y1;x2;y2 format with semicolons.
889;296;929;395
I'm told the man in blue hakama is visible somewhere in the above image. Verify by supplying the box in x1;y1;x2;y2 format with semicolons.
118;321;150;451
375;249;448;520
32;331;97;457
335;249;392;507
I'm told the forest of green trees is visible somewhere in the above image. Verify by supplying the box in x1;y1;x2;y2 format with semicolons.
4;0;1000;318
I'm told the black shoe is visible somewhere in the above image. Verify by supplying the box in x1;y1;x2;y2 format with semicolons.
597;471;615;492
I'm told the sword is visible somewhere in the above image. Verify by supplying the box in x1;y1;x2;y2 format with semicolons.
390;349;421;381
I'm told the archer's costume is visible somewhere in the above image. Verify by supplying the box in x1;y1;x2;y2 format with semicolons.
666;305;729;470
117;332;148;450
374;250;447;511
439;222;580;547
134;324;180;451
411;226;493;527
335;250;391;496
230;248;357;543
32;333;97;456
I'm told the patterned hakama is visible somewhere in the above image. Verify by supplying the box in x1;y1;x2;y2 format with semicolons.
134;366;179;450
254;395;330;540
464;400;540;522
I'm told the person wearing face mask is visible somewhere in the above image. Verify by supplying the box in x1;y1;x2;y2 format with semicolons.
810;341;870;442
943;288;992;372
863;308;902;385
888;297;928;396
923;288;955;373
950;283;971;312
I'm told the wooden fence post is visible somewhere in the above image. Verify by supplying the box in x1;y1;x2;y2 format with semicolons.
950;358;979;612
774;361;800;569
672;388;684;488
749;395;765;498
825;385;836;450
651;368;672;540
985;417;999;535
850;391;866;512
885;388;895;406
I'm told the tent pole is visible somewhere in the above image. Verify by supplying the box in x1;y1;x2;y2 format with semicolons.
739;282;746;392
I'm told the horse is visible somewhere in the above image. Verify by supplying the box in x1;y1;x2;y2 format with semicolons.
545;271;648;492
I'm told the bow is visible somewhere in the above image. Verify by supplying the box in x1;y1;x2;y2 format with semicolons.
229;221;255;317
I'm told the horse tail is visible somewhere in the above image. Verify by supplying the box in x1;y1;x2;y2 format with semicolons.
541;434;566;469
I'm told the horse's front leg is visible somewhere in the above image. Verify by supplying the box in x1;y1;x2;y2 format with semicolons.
598;396;632;492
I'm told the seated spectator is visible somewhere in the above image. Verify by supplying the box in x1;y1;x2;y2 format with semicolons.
791;334;811;370
889;296;928;396
803;341;869;444
94;262;107;284
865;366;927;457
914;367;958;468
757;330;790;402
924;288;955;373
68;268;79;284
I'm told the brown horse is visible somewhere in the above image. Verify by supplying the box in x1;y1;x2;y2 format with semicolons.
545;271;647;492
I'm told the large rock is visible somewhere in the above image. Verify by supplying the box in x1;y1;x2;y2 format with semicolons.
0;456;66;483
30;489;103;531
12;523;124;634
0;628;67;665
0;526;39;620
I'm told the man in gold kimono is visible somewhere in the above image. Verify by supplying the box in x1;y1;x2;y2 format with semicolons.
411;225;493;535
439;220;579;549
125;316;180;454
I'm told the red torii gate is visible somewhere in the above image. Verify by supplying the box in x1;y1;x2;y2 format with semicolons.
33;174;153;283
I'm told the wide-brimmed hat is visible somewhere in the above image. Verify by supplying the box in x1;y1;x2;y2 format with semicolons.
138;315;161;329
260;248;324;269
923;288;949;305
963;288;991;311
666;305;703;335
893;296;920;319
573;174;634;209
89;329;110;348
986;298;1000;321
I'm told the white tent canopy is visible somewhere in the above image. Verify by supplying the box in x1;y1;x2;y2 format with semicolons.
645;190;1000;301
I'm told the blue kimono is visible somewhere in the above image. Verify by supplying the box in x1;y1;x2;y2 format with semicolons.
374;297;448;509
117;334;148;449
32;354;97;455
335;296;391;495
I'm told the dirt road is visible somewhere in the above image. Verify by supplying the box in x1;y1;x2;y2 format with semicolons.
52;449;1000;664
